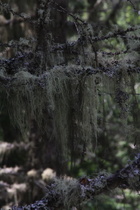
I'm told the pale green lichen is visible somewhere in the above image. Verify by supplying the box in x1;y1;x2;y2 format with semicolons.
54;177;80;208
4;65;98;159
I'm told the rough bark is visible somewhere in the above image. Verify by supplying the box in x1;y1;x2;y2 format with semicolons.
10;153;140;209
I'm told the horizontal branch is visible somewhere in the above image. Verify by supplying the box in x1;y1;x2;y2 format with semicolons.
52;26;140;53
11;153;140;209
0;63;140;90
0;3;34;24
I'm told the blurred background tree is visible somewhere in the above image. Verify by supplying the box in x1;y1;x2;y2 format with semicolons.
0;0;140;209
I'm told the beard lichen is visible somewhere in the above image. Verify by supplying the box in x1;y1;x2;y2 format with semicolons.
54;177;81;209
4;65;98;160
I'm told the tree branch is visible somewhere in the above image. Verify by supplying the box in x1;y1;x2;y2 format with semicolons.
11;153;140;209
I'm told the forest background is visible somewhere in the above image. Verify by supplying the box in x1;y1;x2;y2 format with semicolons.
0;0;140;209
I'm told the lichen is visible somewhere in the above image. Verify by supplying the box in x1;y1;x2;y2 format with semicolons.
2;65;98;160
54;177;81;208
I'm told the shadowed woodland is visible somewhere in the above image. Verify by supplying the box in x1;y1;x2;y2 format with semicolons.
0;0;140;209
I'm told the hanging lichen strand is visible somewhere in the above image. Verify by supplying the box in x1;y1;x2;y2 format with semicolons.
4;65;97;159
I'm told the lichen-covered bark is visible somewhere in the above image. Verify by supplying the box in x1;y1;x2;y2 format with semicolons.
10;153;140;209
